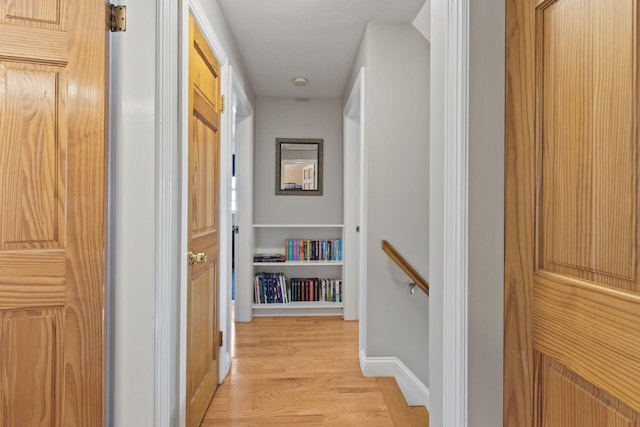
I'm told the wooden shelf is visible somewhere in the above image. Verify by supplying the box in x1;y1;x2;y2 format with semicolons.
252;301;344;317
253;301;343;309
253;260;343;266
251;223;345;318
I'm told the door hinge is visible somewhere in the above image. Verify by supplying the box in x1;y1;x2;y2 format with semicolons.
218;331;223;347
107;4;126;32
220;95;225;113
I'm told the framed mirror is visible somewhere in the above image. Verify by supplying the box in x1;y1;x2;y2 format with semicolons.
275;138;323;196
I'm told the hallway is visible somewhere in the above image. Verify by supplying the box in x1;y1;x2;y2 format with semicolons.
201;317;427;426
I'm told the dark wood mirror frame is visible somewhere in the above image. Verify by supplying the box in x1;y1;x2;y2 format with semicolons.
275;138;324;196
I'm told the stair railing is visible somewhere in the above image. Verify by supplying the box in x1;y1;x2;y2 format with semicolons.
381;240;429;296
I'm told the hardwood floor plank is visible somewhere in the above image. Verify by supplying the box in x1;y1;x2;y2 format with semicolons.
203;316;395;426
377;377;421;426
410;406;429;426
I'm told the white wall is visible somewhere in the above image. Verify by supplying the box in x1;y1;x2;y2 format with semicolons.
199;0;255;104
428;1;446;424
413;0;431;41
253;97;343;224
111;1;159;425
348;22;430;385
467;0;505;424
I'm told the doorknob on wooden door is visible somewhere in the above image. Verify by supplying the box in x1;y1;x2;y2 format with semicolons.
188;250;207;265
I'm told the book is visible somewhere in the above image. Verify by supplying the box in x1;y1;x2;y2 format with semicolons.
254;253;286;263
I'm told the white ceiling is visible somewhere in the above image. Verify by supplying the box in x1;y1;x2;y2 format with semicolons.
217;0;427;98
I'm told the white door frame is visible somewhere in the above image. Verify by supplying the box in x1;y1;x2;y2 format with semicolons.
218;65;254;381
155;1;254;424
430;0;469;426
177;1;232;426
233;78;255;324
223;67;254;354
154;1;180;426
343;67;366;328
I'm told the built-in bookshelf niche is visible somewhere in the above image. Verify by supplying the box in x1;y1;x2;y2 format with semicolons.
252;224;344;317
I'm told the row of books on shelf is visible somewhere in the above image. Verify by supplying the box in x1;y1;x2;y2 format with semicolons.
286;239;342;261
254;273;342;304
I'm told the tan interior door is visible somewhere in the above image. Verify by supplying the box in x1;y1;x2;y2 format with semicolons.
506;0;640;425
0;0;106;426
186;14;222;427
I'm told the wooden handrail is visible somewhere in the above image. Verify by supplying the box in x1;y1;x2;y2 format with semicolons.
381;240;430;296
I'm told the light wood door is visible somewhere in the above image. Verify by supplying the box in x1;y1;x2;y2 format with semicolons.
505;0;640;425
0;0;106;426
302;164;315;190
187;14;222;427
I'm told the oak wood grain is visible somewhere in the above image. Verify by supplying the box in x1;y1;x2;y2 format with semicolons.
505;0;536;423
192;20;220;113
0;309;63;427
533;272;640;411
506;0;640;425
0;24;67;65
0;0;105;425
191;112;218;235
4;0;61;24
377;377;427;426
540;356;638;426
538;0;638;292
60;0;106;424
187;14;221;427
410;406;429;427
0;64;67;249
0;250;65;309
203;316;430;426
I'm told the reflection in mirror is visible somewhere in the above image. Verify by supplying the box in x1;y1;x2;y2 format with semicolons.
275;138;323;196
281;144;318;190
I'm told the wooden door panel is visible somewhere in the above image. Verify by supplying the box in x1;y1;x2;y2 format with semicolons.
0;0;67;64
538;0;638;292
0;25;67;65
0;309;63;427
193;56;219;108
191;21;220;109
533;273;640;412
0;251;65;310
0;64;67;249
0;0;105;424
187;14;221;427
540;357;639;427
506;0;640;425
1;0;64;27
192;114;218;236
188;264;217;390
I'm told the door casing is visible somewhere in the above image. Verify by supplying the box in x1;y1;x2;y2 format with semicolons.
179;2;232;426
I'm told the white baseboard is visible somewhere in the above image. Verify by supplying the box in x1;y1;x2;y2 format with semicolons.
220;351;231;383
359;349;430;408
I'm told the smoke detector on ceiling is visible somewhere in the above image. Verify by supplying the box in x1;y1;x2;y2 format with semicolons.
292;76;309;87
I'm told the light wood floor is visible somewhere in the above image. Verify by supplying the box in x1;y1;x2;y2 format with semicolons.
202;316;397;426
